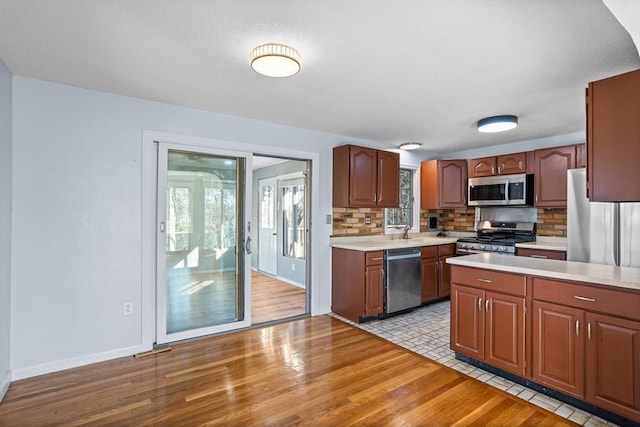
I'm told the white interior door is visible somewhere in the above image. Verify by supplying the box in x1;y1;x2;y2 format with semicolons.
258;177;277;276
156;143;252;344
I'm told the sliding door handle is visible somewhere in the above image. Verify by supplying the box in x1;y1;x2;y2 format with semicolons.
245;236;252;254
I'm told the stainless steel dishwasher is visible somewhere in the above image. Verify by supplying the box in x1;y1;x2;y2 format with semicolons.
384;247;422;314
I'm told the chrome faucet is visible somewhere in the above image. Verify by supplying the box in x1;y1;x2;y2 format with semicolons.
402;225;411;239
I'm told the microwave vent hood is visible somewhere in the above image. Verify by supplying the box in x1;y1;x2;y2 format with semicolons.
468;174;534;207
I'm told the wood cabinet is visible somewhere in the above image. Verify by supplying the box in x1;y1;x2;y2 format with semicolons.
586;70;640;202
533;145;576;207
420;244;455;303
331;248;384;322
587;69;640;202
516;247;567;260
450;266;527;376
333;145;399;208
532;277;640;421
420;159;467;209
575;143;586;168
467;152;527;177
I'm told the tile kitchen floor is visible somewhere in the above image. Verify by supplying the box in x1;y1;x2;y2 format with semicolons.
332;300;618;427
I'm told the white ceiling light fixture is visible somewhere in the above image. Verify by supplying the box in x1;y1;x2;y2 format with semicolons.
399;142;422;150
250;43;301;77
477;115;518;133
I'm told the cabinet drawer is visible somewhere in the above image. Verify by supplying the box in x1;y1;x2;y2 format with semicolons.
365;251;384;265
438;243;456;256
533;277;640;320
451;266;526;297
421;246;438;258
517;248;566;260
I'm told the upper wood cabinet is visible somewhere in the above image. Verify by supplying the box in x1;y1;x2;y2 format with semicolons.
534;145;576;207
575;143;586;168
587;69;640;202
420;159;467;209
333;145;399;208
467;152;527;177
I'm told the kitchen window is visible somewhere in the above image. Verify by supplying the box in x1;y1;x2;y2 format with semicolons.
385;167;419;234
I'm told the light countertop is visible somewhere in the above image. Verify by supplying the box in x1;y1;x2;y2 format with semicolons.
447;253;640;292
515;237;567;252
330;233;466;251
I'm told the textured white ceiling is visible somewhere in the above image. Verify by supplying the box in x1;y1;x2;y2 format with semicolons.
0;0;638;154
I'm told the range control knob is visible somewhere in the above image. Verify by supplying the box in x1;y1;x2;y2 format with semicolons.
479;245;486;250
492;245;498;251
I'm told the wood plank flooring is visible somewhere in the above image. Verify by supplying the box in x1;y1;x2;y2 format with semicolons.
251;270;306;324
0;316;576;426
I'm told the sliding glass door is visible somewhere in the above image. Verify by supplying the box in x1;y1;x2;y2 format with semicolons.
156;143;252;344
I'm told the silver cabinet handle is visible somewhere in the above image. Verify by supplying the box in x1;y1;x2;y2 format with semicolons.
530;255;548;259
371;257;383;261
575;320;580;337
485;299;489;312
587;323;592;340
381;269;385;282
574;295;596;302
478;298;482;311
492;166;495;174
477;278;492;283
373;194;377;202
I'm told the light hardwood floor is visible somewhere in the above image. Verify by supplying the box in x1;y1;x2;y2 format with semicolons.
0;316;576;426
251;270;306;324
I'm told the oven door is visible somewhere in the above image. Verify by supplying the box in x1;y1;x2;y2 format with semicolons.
456;247;486;255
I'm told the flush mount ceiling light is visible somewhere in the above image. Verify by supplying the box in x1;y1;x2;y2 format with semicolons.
399;142;422;150
250;43;301;77
477;115;518;133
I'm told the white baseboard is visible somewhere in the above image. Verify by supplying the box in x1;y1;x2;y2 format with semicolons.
312;305;331;316
0;370;10;403
11;343;151;381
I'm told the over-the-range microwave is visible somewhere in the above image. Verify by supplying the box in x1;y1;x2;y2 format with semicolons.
468;173;534;206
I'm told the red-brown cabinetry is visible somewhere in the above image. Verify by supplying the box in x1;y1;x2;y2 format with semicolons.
333;145;399;208
587;69;640;202
420;244;455;303
420;160;467;209
468;152;527;177
534;145;576;207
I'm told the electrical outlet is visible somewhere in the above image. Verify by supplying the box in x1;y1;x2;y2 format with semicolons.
291;263;296;272
123;302;133;316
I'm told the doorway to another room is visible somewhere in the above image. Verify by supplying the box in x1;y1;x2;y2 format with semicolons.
252;156;309;324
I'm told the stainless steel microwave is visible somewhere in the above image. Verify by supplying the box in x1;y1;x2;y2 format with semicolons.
468;173;534;206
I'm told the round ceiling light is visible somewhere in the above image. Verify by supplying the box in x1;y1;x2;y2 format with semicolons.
399;142;422;150
250;43;301;77
477;115;518;133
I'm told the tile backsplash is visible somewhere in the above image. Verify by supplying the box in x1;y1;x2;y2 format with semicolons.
332;207;568;237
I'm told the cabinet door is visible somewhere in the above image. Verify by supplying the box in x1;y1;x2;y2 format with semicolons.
588;69;640;202
421;258;438;303
377;150;400;207
534;146;576;207
516;248;567;260
349;146;378;207
485;292;526;376
468;157;496;177
532;301;585;398
364;264;384;316
497;152;526;175
450;284;484;359
586;312;640;422
575;143;586;168
438;254;454;297
439;160;467;208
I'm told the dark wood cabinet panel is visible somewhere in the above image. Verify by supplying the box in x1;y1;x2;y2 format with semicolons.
377;150;400;207
451;284;484;360
421;244;455;303
497;152;527;175
439;254;454;297
364;264;384;316
534;145;576;207
421;160;467;209
532;301;585;398
333;145;399;208
587;69;640;202
467;157;496;177
486;291;525;376
586;313;640;421
516;247;567;260
421;258;438;303
575;143;586;168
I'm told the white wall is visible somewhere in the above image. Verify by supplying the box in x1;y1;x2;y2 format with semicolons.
10;76;380;379
0;59;12;400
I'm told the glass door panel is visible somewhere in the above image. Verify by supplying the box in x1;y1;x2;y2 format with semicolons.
157;144;251;344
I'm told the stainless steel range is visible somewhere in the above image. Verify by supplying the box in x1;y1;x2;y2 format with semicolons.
456;221;536;255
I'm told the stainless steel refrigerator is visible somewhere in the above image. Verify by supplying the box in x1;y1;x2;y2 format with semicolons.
567;168;640;267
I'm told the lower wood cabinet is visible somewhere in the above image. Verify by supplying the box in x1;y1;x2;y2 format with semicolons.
420;243;455;303
331;248;384;322
516;247;567;260
450;267;526;376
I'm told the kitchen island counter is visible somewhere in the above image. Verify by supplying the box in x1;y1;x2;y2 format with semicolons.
447;252;640;292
